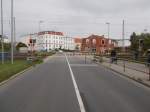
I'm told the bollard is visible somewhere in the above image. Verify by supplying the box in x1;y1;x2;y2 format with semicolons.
99;56;103;63
149;65;150;81
109;57;111;67
123;59;126;72
85;53;87;64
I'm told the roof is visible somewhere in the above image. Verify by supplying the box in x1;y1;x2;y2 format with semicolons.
38;31;64;36
83;34;106;40
74;38;82;43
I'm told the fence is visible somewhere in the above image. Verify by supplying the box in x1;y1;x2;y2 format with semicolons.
94;55;150;81
0;52;10;61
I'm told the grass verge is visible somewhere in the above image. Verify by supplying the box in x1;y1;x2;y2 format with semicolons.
0;59;42;83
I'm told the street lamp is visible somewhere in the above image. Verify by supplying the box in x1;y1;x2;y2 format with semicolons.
1;0;4;64
106;22;110;53
106;22;110;39
39;20;44;32
11;0;14;64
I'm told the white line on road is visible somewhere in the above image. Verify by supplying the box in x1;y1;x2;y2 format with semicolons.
65;54;86;112
70;64;98;67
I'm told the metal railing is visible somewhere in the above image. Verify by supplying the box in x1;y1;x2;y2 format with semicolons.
66;52;150;81
94;55;150;81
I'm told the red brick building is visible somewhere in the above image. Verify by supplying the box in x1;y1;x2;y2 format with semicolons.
81;35;117;54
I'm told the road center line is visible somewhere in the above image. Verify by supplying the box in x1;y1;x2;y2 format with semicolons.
65;54;86;112
70;64;98;67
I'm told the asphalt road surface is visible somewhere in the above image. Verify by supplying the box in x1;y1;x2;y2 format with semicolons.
0;53;150;112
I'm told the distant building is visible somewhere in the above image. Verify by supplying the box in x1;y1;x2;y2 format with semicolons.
74;37;82;51
0;35;10;43
20;31;75;52
19;34;36;51
81;35;118;54
115;39;131;47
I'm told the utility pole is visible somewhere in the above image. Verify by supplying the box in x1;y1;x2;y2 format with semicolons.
13;17;16;53
1;0;4;64
13;17;16;45
122;20;125;72
11;0;14;64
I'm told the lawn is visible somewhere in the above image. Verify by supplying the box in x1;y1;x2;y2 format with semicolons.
0;60;32;83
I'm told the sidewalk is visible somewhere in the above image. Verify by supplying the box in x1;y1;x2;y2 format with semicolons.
101;60;150;87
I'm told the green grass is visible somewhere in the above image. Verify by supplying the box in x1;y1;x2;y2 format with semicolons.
0;60;38;83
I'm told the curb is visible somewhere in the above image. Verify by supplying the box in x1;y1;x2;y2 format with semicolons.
97;62;150;88
0;66;33;87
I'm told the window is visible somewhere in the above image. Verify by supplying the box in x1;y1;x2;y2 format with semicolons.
93;39;96;45
86;39;89;44
102;40;105;45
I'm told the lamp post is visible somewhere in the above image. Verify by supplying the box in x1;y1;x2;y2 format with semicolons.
106;22;110;53
39;20;44;32
122;20;126;72
106;22;110;39
1;0;4;64
11;0;14;64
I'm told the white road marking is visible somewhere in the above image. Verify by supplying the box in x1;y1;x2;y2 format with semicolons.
70;64;98;67
65;54;86;112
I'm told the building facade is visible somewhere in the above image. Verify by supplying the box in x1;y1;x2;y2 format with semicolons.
0;35;10;43
81;35;118;54
20;31;75;52
74;37;82;51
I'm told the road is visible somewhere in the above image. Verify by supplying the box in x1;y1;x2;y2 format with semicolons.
0;53;150;112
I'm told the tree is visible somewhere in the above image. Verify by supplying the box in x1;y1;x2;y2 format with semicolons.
16;42;27;51
130;32;150;55
130;32;139;51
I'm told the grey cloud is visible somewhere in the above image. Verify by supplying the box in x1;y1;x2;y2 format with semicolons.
1;0;150;40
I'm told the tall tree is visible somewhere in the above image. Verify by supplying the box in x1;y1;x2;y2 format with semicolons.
130;32;150;53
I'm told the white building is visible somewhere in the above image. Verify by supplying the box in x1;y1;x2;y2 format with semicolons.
20;31;75;52
116;39;131;47
0;35;10;43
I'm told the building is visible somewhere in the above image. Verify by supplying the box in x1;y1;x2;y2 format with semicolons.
74;37;82;51
81;35;118;54
20;34;37;51
20;31;75;52
0;35;10;43
115;39;131;47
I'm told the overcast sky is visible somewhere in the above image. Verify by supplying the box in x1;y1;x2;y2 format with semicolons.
2;0;150;40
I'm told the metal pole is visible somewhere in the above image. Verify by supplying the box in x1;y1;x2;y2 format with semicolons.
122;20;125;72
106;22;110;53
39;20;44;33
13;17;16;45
148;64;150;81
13;17;16;53
1;0;4;64
107;23;110;39
11;0;14;64
85;53;87;64
39;21;41;33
